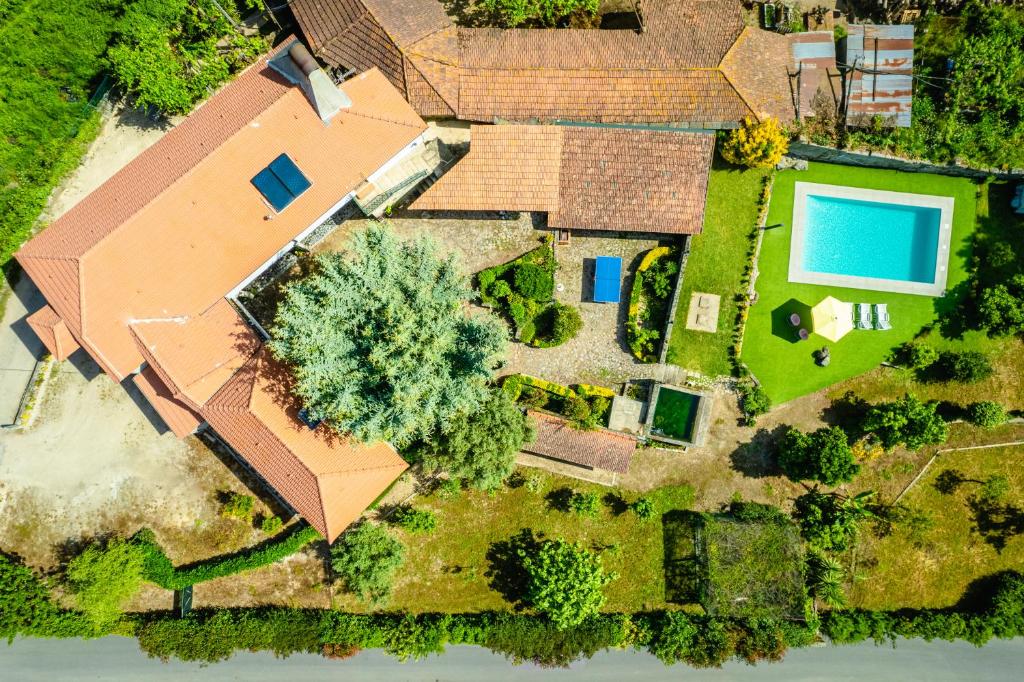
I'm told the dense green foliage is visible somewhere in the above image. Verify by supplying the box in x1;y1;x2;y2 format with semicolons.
133;525;320;590
738;382;771;425
631;497;656;521
0;551;95;640
418;390;534;491
862;394;948;451
272;225;506;447
260;515;283;534
108;0;265;115
482;0;598;28
979;274;1024;336
549;303;583;345
220;492;254;520
967;401;1007;428
389;506;437;534
512;263;553;300
848;3;1024;169
627;247;678;362
935;350;993;383
330;523;404;605
66;537;144;629
793;491;874;552
777;426;859;486
519;538;616;630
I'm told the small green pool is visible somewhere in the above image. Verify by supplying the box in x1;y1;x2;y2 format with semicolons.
652;387;701;443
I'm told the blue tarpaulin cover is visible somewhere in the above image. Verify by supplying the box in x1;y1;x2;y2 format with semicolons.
594;256;622;303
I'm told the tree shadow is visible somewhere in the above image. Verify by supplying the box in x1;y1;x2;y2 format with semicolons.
662;510;705;605
820;390;872;439
485;529;542;608
770;298;813;344
602;492;628;516
544;487;574;512
968;496;1024;554
954;569;1023;612
933;468;979;495
729;425;788;478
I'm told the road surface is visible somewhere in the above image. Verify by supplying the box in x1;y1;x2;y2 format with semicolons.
1;636;1022;681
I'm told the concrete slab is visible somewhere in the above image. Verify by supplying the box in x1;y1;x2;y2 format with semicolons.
685;292;720;332
0;276;45;425
608;395;645;435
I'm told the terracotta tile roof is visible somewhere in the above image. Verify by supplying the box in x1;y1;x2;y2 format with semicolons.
132;367;203;438
17;56;426;382
129;299;261;411
525;410;636;474
294;0;796;125
720;27;796;122
412;124;714;234
202;350;408;541
26;304;80;361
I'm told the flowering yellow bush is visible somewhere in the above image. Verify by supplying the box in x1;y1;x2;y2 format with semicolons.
720;116;789;168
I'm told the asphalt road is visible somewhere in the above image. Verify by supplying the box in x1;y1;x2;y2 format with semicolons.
2;636;1022;681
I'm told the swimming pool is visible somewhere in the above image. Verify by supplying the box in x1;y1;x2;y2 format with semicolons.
788;182;955;296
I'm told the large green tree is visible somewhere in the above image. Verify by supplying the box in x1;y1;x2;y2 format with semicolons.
777;426;859;486
272;224;507;447
66;537;144;629
793;491;874;552
862;394;948;451
519;538;616;630
330;522;404;605
419;390;534;490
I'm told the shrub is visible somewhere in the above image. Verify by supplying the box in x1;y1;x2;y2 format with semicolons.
935;350;993;383
979;276;1024;336
508;295;529;328
719;116;789;168
513;263;553;301
862;394;948;450
331;523;404;605
564;396;592;424
478;269;497;293
551;304;583;344
645;256;679;298
967;401;1007;428
568;491;601;517
1;551;94;640
483;0;599;28
390;507;438;534
260;515;283;534
519;538;617;630
894;341;939;370
738;383;771;424
66;537;144;629
777;426;860;486
220;492;255;521
490;279;513;299
793;491;874;552
631;497;656;521
437;478;463;500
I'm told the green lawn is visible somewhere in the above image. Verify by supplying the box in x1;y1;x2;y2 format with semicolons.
331;470;694;614
666;159;770;376
741;163;979;404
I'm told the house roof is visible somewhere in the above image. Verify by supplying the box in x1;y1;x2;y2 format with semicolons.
132;367;203;439
26;304;80;361
412;124;714;234
845;24;914;127
18;56;426;382
790;32;838;119
525;410;636;474
201;350;408;541
293;0;798;125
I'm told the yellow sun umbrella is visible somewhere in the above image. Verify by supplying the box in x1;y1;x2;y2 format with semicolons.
811;296;854;342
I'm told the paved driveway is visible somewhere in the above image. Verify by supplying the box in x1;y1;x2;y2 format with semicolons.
0;275;45;425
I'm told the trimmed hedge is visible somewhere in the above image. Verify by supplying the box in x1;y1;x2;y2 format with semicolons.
510;374;578;400
132;524;321;590
573;383;616;399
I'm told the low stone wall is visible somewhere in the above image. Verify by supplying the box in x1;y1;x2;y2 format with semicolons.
787;142;1024;181
657;236;691;364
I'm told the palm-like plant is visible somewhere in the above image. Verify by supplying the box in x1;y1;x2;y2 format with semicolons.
808;551;847;609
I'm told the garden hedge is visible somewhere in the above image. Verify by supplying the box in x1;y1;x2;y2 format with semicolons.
627;246;674;361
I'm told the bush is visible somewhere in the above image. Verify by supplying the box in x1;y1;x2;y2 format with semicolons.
967;401;1007;428
491;279;513;299
564;396;592;423
646;256;679;298
935;350;994;383
631;497;656;521
1;551;95;640
220;492;254;521
519;538;617;630
739;383;771;424
862;394;948;450
979;276;1024;336
777;426;860;486
483;0;599;28
513;263;553;301
550;304;583;344
66;537;144;629
793;491;873;552
260;515;283;534
894;341;939;370
568;491;601;517
390;507;438;534
331;523;404;605
720;116;789;168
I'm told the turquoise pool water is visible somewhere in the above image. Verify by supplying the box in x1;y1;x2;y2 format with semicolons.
803;195;942;283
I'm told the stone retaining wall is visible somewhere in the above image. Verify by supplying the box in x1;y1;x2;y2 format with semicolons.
787;142;1023;181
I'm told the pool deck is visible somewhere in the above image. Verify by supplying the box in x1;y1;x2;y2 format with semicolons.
788;182;955;297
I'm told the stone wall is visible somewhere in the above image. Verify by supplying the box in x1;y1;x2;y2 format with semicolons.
787;142;1024;181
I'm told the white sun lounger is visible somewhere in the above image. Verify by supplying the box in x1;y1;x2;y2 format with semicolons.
873;303;892;330
855;303;873;330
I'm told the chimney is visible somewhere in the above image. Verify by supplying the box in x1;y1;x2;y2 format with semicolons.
268;40;351;122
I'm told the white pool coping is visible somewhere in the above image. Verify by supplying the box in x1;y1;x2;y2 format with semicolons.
788;182;955;297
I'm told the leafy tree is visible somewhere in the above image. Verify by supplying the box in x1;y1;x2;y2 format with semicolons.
418;390;534;490
272;225;507;447
512;262;553;301
720;116;789;168
967;401;1007;428
330;523;404;604
893;341;939;370
631;497;656;521
777;426;860;486
483;0;599;28
567;491;601;517
646;257;679;298
739;383;771;425
979;276;1024;336
550;304;583;344
793;491;875;552
519;539;616;629
66;537;145;629
935;350;993;383
389;506;437;534
862;394;948;450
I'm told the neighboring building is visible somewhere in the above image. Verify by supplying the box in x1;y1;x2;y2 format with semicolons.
525;410;637;475
842;24;914;127
292;0;797;127
411;124;714;235
790;31;839;121
16;43;439;542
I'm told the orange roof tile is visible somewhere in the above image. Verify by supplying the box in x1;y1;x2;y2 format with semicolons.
132;367;203;438
26;304;80;361
525;410;636;474
720;27;796;123
202;350;408;541
413;124;714;234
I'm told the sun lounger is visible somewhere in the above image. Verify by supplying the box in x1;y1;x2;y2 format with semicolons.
855;303;873;330
873;303;892;330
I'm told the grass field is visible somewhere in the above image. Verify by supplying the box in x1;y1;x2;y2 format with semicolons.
331;470;694;614
666;158;770;376
741;163;979;404
851;441;1024;610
